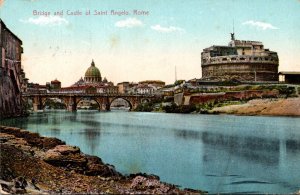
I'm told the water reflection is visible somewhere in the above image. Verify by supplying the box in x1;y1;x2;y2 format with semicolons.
286;139;300;152
50;127;61;137
80;128;101;153
79;120;102;127
229;180;273;185
1;111;300;194
174;128;300;167
175;129;202;140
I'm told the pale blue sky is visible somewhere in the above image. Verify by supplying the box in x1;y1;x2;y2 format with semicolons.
1;0;299;85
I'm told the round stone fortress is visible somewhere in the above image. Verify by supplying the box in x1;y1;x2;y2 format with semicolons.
201;34;279;82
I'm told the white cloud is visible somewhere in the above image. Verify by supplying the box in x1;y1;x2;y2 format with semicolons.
151;25;185;33
20;15;69;26
242;20;278;30
115;18;143;28
81;41;91;46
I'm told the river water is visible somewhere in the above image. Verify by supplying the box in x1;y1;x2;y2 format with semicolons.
1;110;300;194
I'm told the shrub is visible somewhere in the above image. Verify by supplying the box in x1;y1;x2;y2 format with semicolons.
163;103;196;113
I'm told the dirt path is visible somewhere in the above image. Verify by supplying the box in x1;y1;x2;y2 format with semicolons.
211;97;300;116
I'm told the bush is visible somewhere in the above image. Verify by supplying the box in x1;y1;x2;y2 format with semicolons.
276;86;295;98
163;103;196;113
134;102;154;112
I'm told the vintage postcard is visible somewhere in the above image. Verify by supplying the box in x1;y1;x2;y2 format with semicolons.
0;0;300;194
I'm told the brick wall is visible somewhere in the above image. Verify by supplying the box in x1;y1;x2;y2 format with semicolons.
189;90;279;105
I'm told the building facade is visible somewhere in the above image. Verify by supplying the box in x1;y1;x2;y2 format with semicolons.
279;72;300;84
27;83;48;94
0;19;27;118
50;79;61;90
128;84;157;95
117;82;130;94
201;33;279;82
117;82;138;94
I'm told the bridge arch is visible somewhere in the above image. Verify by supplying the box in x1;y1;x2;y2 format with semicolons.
41;97;67;110
109;97;133;111
140;98;151;104
76;97;102;111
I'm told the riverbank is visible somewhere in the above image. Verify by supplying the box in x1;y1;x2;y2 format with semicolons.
0;126;205;194
211;97;300;116
138;96;300;116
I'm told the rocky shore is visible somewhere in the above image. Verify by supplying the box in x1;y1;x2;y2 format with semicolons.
0;126;205;194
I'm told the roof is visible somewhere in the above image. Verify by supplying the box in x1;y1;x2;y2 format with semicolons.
0;19;23;43
51;79;61;83
61;85;92;90
117;82;129;85
211;45;233;48
279;71;300;75
139;80;165;84
85;60;101;78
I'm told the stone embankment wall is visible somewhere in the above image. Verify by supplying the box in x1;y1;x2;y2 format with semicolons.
0;20;26;119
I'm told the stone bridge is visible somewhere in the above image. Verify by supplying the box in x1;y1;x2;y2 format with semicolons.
22;93;157;112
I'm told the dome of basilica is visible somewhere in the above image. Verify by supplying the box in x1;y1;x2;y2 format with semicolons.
84;60;102;83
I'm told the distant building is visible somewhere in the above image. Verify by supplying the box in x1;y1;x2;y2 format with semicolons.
201;33;279;82
117;82;130;94
279;72;300;84
116;80;164;95
159;88;174;97
50;79;61;90
129;84;156;95
117;82;138;94
136;85;155;95
27;82;48;94
138;80;165;88
0;19;28;118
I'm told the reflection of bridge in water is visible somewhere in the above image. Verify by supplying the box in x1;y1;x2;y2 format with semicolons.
22;93;156;111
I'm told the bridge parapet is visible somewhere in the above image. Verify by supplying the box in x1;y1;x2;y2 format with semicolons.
22;92;156;97
22;93;158;112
